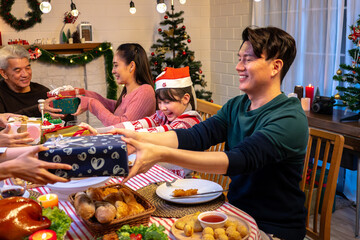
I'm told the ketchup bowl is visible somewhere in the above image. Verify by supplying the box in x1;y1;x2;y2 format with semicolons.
198;211;228;229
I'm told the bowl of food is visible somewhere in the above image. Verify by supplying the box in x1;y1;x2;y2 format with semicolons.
198;211;228;229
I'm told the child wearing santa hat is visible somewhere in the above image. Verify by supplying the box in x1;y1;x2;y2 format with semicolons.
83;66;202;177
112;66;201;133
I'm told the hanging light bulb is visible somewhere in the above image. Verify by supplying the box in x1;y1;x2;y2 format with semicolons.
254;0;262;2
156;0;167;13
39;0;52;14
129;1;136;14
70;0;79;17
179;0;186;4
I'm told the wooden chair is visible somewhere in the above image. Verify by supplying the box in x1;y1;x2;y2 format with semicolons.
194;99;231;196
300;128;344;240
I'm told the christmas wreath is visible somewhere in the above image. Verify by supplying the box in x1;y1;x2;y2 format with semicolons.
0;0;42;31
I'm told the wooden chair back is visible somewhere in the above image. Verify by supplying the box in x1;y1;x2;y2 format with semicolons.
195;99;231;196
300;128;344;240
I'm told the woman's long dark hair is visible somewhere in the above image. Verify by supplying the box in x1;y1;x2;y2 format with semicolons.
114;43;154;110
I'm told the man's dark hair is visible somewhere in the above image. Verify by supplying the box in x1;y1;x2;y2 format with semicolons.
241;26;297;83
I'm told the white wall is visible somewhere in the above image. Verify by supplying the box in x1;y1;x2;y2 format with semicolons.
0;0;252;115
210;0;251;105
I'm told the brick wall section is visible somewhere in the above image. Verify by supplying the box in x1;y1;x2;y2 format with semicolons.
210;0;251;105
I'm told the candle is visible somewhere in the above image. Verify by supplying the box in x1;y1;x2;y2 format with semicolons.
305;84;314;106
29;229;57;240
301;98;311;111
37;194;58;208
294;85;303;100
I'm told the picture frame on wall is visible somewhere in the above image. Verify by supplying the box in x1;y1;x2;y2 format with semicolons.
78;22;92;42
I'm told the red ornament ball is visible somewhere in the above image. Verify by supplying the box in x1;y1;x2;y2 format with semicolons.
158;28;162;32
151;52;155;56
154;61;158;66
164;15;168;19
199;69;203;74
187;39;191;43
211;100;214;103
182;51;186;55
182;25;186;30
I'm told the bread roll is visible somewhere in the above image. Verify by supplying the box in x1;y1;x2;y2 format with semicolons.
86;187;104;201
95;201;116;223
74;192;95;220
127;201;145;215
115;201;129;219
103;192;123;205
119;188;137;203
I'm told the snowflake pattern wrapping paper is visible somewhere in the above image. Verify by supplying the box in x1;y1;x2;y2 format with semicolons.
38;135;128;178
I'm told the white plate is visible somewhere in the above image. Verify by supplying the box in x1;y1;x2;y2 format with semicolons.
156;179;223;204
47;177;110;194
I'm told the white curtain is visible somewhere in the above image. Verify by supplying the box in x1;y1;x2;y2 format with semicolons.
252;0;360;98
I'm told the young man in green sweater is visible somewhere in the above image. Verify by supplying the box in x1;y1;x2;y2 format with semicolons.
113;26;308;239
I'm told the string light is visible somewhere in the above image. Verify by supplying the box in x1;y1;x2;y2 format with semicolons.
179;0;186;4
156;0;167;13
129;1;136;14
99;47;102;51
40;0;52;14
70;0;79;17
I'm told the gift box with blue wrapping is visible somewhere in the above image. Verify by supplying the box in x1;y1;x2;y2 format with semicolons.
38;135;128;178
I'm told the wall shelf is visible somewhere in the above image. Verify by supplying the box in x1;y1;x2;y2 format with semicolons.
24;43;102;54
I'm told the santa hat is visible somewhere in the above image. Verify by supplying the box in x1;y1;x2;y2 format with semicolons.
155;66;197;109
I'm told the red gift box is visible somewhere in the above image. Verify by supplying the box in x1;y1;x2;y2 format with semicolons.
47;88;85;98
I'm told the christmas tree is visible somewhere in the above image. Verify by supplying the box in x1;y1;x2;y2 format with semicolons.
333;15;360;121
149;8;212;102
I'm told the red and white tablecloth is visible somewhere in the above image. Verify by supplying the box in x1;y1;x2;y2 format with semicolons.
6;165;261;240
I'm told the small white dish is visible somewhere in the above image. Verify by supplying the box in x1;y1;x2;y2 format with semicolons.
0;185;29;198
198;211;228;229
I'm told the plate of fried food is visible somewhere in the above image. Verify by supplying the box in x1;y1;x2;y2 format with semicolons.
155;179;223;204
171;211;250;240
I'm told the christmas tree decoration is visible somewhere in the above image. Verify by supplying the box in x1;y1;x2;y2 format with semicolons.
149;9;212;101
158;28;162;32
164;28;174;37
164;15;168;19
29;42;117;100
0;0;43;31
333;15;360;121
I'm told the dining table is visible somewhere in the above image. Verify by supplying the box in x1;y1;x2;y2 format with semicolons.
4;165;261;240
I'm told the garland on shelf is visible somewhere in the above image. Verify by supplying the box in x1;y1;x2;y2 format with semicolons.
0;0;42;31
28;42;118;100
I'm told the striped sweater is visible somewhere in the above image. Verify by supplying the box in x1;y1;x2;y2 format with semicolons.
113;109;202;133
